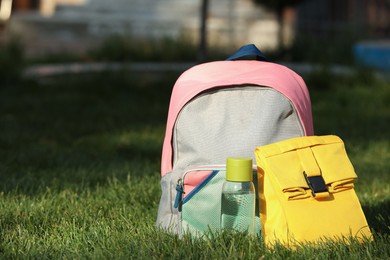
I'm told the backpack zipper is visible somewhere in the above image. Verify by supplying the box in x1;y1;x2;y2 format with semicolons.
174;178;184;212
173;165;225;212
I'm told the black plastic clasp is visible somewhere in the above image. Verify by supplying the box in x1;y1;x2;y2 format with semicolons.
303;171;328;197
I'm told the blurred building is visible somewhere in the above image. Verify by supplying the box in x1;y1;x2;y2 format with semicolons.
0;0;389;57
1;0;278;57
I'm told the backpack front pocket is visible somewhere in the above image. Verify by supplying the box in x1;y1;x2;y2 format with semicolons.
174;165;261;236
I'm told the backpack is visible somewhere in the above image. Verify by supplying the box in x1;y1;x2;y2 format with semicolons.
155;44;314;235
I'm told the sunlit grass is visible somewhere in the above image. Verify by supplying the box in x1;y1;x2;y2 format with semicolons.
0;71;389;258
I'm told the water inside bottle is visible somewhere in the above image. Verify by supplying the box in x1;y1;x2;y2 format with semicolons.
221;190;255;233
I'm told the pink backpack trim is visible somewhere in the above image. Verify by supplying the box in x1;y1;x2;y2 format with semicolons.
161;60;314;176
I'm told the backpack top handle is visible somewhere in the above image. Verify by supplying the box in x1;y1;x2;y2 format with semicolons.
226;44;267;61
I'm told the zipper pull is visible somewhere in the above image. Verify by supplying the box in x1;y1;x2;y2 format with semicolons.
174;178;184;211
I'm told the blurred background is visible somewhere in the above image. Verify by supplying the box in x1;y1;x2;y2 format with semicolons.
0;0;389;71
0;4;389;256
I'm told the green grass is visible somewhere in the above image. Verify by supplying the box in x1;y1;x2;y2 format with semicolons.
0;70;389;258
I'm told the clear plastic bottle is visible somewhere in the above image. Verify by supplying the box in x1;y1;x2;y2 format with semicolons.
221;157;256;234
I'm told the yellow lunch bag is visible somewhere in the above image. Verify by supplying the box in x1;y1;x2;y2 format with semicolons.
255;135;372;247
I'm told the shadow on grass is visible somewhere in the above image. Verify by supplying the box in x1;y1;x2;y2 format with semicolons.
363;200;390;235
0;71;176;194
0;70;389;200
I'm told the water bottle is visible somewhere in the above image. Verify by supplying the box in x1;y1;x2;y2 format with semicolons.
221;157;255;234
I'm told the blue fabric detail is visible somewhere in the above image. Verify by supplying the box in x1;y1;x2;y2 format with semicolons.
226;44;267;61
182;170;220;205
174;183;184;209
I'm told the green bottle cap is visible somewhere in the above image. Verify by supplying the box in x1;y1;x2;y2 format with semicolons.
226;157;253;182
